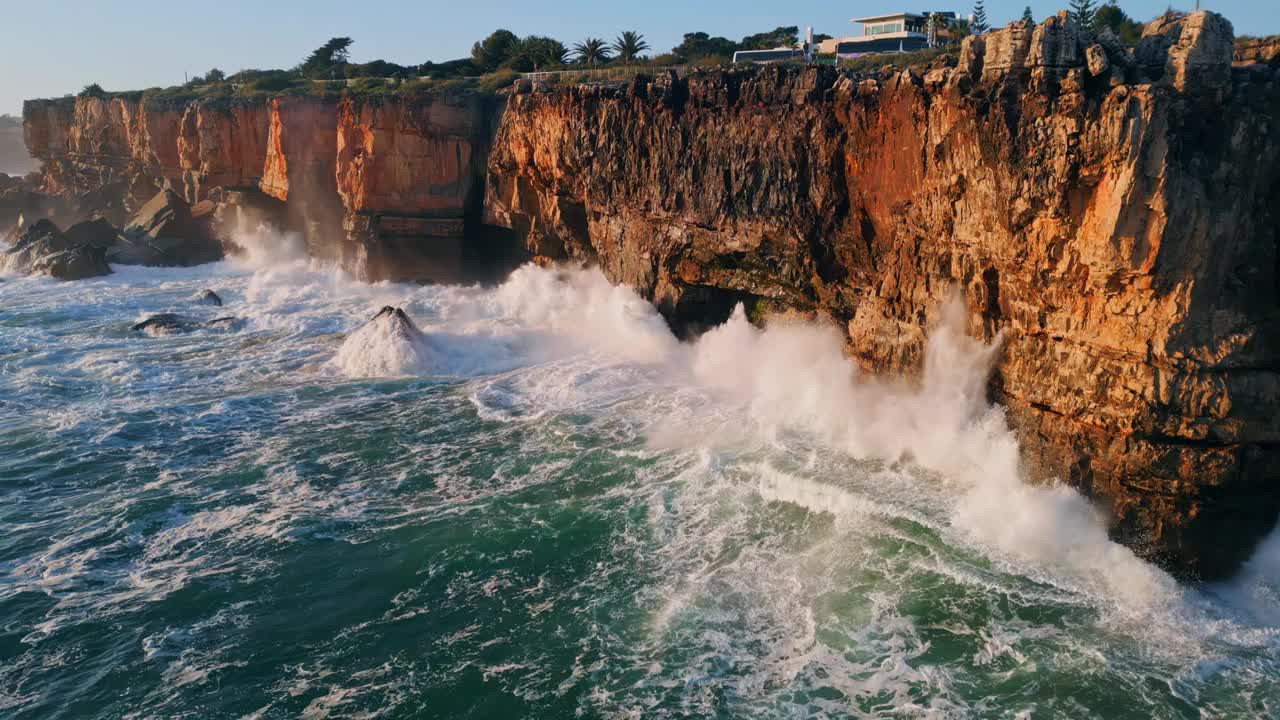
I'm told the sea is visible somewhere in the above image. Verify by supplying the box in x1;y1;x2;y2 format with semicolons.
2;224;1279;719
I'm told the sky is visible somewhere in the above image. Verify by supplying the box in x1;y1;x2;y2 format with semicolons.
2;0;1275;116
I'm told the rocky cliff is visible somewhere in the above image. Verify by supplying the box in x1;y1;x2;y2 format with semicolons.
22;91;508;281
484;11;1280;579
1235;35;1280;65
20;10;1280;579
0;116;37;177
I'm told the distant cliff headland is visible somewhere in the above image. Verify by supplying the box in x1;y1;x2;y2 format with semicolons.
5;10;1280;581
0;115;37;176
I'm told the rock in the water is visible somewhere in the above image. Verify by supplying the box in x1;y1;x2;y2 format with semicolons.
110;189;223;266
195;289;223;306
132;313;242;336
331;306;434;378
2;218;112;280
202;316;244;331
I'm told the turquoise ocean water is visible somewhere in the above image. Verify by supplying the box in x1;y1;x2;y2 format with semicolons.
2;233;1280;718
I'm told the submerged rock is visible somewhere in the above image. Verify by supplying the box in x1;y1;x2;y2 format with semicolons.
371;306;415;329
2;218;112;280
132;312;242;336
331;306;434;378
195;289;223;306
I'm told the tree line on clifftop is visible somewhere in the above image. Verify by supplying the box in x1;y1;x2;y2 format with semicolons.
71;2;1246;104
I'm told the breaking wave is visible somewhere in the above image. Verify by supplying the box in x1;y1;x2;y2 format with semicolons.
1;236;1278;718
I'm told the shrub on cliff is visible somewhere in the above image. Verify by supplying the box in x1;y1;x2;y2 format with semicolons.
478;69;520;92
840;47;947;73
78;83;106;98
689;54;733;67
417;58;478;79
348;77;394;93
1093;3;1144;43
345;60;413;80
242;71;303;94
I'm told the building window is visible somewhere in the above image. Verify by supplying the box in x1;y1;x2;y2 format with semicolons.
864;22;903;36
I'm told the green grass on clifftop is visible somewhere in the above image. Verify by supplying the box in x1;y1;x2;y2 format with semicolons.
68;71;514;109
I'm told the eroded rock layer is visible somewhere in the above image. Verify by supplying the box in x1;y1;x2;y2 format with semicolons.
20;11;1280;578
483;11;1280;579
22;92;507;281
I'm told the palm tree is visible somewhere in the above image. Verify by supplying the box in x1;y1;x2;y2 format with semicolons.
610;31;650;63
572;37;612;65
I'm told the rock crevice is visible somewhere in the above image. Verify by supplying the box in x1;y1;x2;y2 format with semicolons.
483;11;1280;579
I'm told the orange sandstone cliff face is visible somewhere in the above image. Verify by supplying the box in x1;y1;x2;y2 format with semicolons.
22;96;268;223
177;100;271;201
484;11;1280;578
22;11;1278;577
23;92;504;280
259;97;338;206
334;94;505;280
336;95;492;217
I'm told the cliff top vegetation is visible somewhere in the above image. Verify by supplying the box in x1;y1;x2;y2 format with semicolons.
54;2;1225;106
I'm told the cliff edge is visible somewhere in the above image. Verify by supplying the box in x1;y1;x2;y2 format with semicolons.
21;91;510;282
484;11;1280;579
20;11;1280;579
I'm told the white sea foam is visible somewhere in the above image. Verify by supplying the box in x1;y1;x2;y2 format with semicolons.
227;216;310;271
330;308;436;378
5;246;1280;717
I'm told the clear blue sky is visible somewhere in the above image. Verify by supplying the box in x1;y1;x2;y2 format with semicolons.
2;0;1274;116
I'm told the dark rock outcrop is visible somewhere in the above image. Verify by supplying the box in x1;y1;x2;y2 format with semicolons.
3;218;112;279
131;313;242;335
370;305;416;332
109;189;222;266
195;288;222;306
483;11;1280;579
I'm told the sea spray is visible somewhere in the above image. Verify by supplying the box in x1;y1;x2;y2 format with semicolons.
332;306;436;378
685;294;1177;610
4;259;1279;717
226;215;309;271
492;264;679;364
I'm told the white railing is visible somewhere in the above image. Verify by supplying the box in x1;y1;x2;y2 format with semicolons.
295;64;689;88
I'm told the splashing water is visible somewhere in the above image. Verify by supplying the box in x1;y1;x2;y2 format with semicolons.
331;308;437;378
1;236;1279;719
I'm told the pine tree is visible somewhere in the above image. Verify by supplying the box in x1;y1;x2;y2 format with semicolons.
1022;5;1034;23
1070;0;1097;29
971;0;991;34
